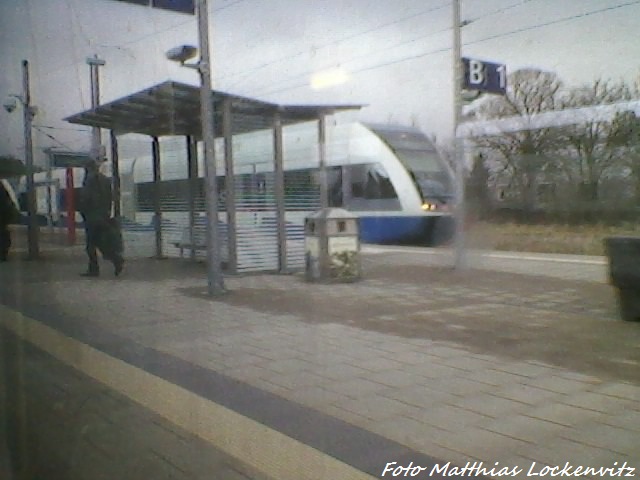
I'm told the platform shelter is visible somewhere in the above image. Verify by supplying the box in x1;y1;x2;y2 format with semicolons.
65;80;361;274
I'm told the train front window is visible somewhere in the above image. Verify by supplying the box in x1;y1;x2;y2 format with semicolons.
394;148;453;203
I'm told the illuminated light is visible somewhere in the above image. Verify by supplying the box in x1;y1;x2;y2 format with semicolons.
310;68;350;90
422;203;439;211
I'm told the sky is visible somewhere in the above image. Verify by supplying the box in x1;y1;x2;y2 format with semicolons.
1;0;639;166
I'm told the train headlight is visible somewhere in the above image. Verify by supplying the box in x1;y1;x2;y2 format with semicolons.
421;203;437;211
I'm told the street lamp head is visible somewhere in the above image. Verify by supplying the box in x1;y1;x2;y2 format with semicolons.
166;45;198;64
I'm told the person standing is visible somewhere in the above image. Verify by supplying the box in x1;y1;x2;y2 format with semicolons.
78;161;124;276
0;180;20;262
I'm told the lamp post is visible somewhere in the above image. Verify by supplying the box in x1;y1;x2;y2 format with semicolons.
14;60;40;259
166;0;225;296
452;0;466;270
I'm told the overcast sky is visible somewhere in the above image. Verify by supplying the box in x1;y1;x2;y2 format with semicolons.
1;0;639;165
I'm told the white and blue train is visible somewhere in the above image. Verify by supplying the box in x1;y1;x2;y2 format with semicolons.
21;121;454;245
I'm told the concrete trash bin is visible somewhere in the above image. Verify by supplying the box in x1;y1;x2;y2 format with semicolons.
305;208;360;282
604;236;640;322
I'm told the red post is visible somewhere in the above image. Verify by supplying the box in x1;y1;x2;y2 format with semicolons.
65;167;76;245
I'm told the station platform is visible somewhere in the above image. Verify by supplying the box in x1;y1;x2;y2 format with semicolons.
1;229;639;479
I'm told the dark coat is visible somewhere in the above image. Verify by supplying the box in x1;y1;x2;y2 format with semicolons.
78;170;112;224
0;182;20;228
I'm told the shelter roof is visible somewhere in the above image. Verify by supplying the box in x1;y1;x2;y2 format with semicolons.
65;80;363;138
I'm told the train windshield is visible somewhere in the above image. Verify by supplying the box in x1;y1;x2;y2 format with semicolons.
369;126;453;201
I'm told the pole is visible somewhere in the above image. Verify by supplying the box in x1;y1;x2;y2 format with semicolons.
222;99;237;273
22;60;39;259
318;113;328;210
273;112;287;272
452;0;466;269
110;130;121;218
87;55;105;161
197;0;225;295
65;168;76;245
151;137;163;259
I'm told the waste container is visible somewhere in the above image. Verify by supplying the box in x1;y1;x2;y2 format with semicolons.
305;208;360;282
604;236;640;322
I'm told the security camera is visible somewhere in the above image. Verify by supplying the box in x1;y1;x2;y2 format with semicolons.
165;45;198;64
3;97;17;113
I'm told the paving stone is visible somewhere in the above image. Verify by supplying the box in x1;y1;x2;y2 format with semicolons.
522;403;606;427
490;383;562;406
600;409;640;432
305;362;372;381
413;404;492;432
490;362;557;379
331;394;419;422
451;392;531;419
560;391;633;414
367;369;424;389
267;370;332;391
558;422;640;457
431;355;498;372
480;414;570;444
323;377;387;399
460;368;530;387
378;384;458;410
287;385;349;408
433;428;531;463
353;355;405;373
591;382;640;401
425;377;493;398
523;374;595;395
367;414;448;449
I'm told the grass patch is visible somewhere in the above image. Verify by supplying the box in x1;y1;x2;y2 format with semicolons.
466;222;640;256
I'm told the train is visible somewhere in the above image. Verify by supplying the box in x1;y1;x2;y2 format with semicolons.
19;121;455;245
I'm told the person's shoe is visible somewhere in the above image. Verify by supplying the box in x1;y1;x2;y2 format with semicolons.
114;257;124;277
80;271;99;277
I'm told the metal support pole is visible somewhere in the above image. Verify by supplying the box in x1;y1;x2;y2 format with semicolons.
151;136;164;259
222;99;237;273
22;60;39;259
197;0;225;295
45;155;53;238
186;135;198;261
452;0;466;269
110;130;121;218
65;168;76;245
87;55;105;162
317;113;328;210
273;112;287;273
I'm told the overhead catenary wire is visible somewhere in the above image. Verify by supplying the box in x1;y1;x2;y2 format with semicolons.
32;125;81;151
219;1;451;87
250;0;640;98
222;0;540;91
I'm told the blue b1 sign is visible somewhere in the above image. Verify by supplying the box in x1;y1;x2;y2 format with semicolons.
462;58;507;95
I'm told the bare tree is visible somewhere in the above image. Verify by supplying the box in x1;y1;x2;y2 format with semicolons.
557;79;635;201
468;69;564;212
466;152;492;218
609;109;640;203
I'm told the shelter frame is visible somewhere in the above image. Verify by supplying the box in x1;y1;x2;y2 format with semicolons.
66;80;361;274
